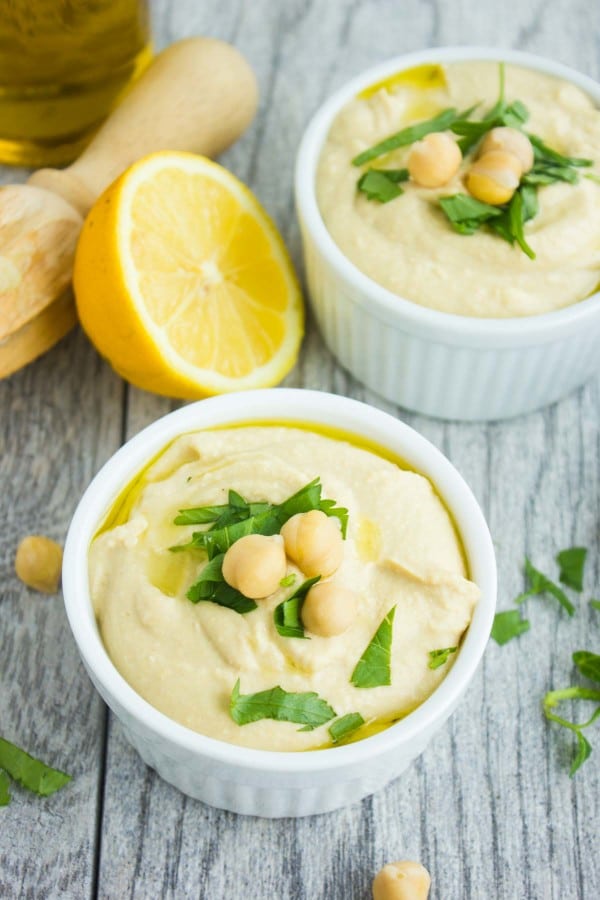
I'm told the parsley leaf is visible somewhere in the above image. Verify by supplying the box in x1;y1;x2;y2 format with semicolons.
428;646;457;669
491;609;530;645
328;712;365;744
573;650;600;683
229;680;336;729
0;737;71;798
357;168;408;203
352;107;467;166
273;576;320;639
439;193;502;234
0;770;10;806
351;606;396;688
515;558;575;616
543;683;600;776
556;547;587;592
280;573;297;588
528;134;592;169
186;553;257;613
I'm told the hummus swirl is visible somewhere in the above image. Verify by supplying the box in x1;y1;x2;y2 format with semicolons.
90;427;479;751
317;62;600;318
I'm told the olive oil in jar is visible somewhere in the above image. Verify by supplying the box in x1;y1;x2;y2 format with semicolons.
0;0;152;167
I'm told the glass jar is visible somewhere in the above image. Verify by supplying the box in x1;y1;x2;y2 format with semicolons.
0;0;152;167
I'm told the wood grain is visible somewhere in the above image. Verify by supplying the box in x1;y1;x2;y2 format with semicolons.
1;0;599;898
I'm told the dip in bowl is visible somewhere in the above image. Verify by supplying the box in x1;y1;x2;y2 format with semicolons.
63;390;496;816
296;48;600;420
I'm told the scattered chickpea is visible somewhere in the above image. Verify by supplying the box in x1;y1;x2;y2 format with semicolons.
372;860;431;900
407;132;462;188
15;535;63;594
479;126;534;174
280;509;343;578
222;534;286;599
301;581;358;637
466;150;522;205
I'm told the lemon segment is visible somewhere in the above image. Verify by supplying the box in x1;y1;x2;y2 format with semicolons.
73;151;303;397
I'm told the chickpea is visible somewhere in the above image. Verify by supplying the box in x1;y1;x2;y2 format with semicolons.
222;534;286;599
301;581;358;637
466;150;522;205
479;126;534;174
280;509;343;578
15;535;63;594
372;861;431;900
407;132;462;188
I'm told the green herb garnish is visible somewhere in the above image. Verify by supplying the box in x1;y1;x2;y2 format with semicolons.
328;712;365;744
172;479;347;610
351;107;467;166
351;606;396;688
590;599;600;612
543;650;600;775
229;680;336;730
280;573;297;588
428;646;457;669
357;168;409;202
0;737;71;802
528;134;592;169
573;650;600;682
0;770;10;806
439;193;503;235
556;547;587;592
491;609;530;645
515;558;575;616
273;576;320;639
185;553;257;613
173;478;348;559
440;185;536;258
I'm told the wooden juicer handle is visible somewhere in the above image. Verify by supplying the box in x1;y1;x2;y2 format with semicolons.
29;37;259;214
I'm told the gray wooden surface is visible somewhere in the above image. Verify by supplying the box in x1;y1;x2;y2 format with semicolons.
1;1;599;897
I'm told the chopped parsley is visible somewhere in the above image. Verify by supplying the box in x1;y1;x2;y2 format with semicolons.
0;737;71;804
172;479;348;610
328;712;365;744
491;609;530;645
515;558;575;616
428;646;457;669
357;168;409;202
543;651;600;776
229;680;336;730
351;606;396;688
273;576;320;639
556;547;587;592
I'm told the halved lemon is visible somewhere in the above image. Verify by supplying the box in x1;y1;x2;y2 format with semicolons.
73;152;304;397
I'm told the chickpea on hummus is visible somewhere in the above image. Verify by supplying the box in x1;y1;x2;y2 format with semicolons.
90;426;479;751
317;61;600;318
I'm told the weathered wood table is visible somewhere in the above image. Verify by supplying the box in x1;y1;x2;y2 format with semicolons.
2;1;599;897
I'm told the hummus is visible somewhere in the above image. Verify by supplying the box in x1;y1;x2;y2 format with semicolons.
317;61;600;318
89;426;479;751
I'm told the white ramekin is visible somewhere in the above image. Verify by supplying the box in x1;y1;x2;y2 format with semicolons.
63;389;496;818
295;47;600;421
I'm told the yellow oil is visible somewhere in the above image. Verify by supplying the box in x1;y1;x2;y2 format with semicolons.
358;63;446;100
0;0;152;167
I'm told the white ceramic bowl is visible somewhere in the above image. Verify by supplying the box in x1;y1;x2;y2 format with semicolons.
295;47;600;421
63;389;496;817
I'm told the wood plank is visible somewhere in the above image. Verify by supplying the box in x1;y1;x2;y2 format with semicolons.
0;319;124;897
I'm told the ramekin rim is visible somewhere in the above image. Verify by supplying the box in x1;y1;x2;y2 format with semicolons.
62;389;497;773
294;45;600;342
